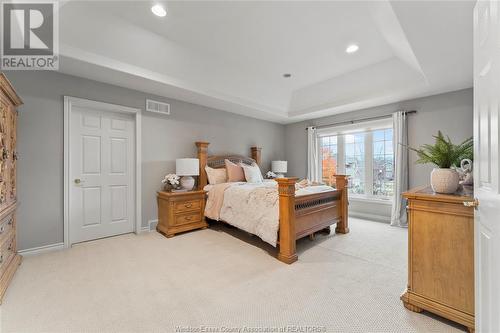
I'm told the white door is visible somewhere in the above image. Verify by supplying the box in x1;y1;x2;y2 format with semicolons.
70;105;135;244
474;1;500;332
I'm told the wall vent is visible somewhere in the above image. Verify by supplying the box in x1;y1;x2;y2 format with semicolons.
146;99;170;115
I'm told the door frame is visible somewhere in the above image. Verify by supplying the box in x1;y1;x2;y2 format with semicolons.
63;96;142;248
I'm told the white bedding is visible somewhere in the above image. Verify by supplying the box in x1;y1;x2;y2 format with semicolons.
204;180;335;247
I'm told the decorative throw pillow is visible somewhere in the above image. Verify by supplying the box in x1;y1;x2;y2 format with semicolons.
225;159;246;182
242;163;263;183
205;166;227;185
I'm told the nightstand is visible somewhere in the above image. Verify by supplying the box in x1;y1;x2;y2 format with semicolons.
156;190;208;238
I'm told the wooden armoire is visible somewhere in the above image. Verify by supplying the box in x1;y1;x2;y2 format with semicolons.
0;73;22;302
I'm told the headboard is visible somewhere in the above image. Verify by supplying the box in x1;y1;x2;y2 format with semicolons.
195;142;262;190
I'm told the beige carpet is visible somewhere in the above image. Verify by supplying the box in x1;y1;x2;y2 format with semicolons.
1;218;466;333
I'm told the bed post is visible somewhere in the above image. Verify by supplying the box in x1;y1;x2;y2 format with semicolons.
196;141;209;190
250;146;262;166
276;177;298;264
334;175;349;234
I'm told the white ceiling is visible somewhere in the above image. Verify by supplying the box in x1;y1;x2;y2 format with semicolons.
58;1;474;124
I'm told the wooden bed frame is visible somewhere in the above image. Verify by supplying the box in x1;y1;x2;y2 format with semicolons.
196;141;349;264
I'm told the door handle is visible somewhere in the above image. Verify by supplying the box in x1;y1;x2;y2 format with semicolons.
74;179;83;185
463;198;479;209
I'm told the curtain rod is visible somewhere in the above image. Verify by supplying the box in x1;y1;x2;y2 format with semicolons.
305;110;417;130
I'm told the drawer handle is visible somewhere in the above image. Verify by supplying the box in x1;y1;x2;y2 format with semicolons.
0;255;3;264
463;198;479;209
184;216;193;221
8;243;12;251
184;203;192;208
0;226;3;234
7;218;12;225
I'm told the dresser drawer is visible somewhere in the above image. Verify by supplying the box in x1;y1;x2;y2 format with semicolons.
173;199;202;213
173;211;202;226
0;233;15;277
0;213;14;243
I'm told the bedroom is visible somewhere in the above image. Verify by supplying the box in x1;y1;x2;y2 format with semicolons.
0;1;497;332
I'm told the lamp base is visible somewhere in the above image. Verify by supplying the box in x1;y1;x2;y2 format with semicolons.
275;173;286;178
180;176;195;191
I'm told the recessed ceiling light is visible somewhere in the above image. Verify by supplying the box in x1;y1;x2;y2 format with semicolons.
283;73;292;78
151;4;167;17
346;44;359;54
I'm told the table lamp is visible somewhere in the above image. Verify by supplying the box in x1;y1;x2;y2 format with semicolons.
176;158;199;190
272;160;287;178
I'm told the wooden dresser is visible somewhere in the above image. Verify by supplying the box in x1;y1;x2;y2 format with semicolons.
157;190;208;238
0;74;22;303
401;186;474;333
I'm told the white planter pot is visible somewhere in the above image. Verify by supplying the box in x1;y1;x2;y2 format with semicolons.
430;168;460;194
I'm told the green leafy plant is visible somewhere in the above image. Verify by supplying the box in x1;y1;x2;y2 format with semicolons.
409;131;473;168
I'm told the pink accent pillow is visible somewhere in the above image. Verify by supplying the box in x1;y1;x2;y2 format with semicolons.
225;159;245;182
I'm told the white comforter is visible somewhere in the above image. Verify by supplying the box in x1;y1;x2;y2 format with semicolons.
204;180;335;247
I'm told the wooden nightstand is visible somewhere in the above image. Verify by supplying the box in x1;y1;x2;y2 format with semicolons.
156;190;208;238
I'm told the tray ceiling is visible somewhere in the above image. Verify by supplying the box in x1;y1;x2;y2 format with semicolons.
58;1;474;123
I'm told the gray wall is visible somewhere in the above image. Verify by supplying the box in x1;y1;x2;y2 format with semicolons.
285;88;473;220
6;71;286;250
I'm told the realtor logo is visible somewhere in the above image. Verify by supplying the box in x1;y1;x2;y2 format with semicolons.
1;1;59;70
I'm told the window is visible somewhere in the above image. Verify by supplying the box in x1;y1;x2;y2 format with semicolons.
321;136;338;185
372;128;394;197
345;133;365;194
320;122;394;199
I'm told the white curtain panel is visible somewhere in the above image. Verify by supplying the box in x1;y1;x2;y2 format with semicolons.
307;126;320;182
391;111;409;227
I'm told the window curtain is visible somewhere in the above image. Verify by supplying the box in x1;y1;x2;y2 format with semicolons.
391;111;409;227
307;126;320;182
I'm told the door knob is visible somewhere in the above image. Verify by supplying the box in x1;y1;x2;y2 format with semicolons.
463;198;479;209
74;179;82;184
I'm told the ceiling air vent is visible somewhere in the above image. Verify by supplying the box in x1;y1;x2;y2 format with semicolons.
146;99;170;115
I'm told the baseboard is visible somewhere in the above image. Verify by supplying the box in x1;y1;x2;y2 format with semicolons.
18;242;65;256
349;212;391;223
140;219;158;232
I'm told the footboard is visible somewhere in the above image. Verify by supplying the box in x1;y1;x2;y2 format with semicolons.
276;176;349;264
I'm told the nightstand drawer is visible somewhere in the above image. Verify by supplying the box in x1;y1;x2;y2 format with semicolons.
174;200;202;213
173;211;202;226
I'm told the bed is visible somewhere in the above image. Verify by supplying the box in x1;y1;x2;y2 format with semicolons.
196;141;349;264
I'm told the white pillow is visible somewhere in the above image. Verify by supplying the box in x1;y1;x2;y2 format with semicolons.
205;166;227;185
241;163;263;183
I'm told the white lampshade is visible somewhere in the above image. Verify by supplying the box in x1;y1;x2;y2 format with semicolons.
176;158;199;176
272;160;287;173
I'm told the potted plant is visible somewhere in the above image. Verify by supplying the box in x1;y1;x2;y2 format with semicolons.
409;131;473;194
161;173;181;191
266;171;277;179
